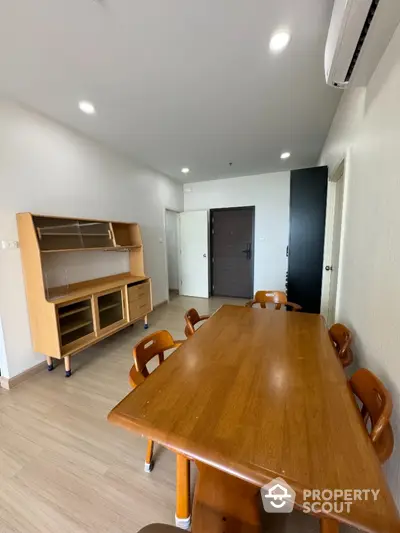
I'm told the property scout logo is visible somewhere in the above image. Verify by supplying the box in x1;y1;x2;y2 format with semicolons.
261;478;380;515
261;478;295;513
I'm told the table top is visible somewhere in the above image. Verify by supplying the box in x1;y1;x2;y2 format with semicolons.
108;305;400;533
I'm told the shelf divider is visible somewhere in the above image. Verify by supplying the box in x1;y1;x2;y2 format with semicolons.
99;302;122;313
61;320;93;336
59;305;91;319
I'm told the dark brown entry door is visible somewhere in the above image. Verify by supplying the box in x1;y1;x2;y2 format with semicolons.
211;207;254;298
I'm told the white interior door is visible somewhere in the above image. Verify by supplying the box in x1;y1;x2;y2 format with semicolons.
326;165;345;325
179;211;209;298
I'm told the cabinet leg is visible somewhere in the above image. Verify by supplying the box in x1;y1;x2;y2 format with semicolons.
64;355;72;378
46;356;54;372
144;315;149;329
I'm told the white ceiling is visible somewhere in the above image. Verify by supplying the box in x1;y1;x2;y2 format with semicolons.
0;0;341;182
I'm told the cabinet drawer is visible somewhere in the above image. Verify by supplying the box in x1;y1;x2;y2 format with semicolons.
128;281;150;302
136;291;150;307
129;299;151;321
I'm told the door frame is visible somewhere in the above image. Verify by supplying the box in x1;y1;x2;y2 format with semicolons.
209;206;255;298
164;208;181;302
321;159;346;322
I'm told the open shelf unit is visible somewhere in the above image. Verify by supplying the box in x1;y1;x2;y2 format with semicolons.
17;213;153;377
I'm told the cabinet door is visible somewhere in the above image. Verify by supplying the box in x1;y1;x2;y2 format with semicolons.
58;298;95;353
97;290;126;332
287;166;328;313
33;217;114;251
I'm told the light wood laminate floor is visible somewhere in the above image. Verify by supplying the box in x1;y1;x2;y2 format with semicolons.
0;295;355;533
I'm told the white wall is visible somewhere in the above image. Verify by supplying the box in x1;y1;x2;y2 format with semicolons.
319;24;400;506
165;210;180;291
0;101;183;379
184;172;290;293
0;318;8;379
41;251;130;289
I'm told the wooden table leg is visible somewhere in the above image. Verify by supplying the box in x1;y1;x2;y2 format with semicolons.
144;315;149;329
144;439;154;472
192;462;261;533
320;517;339;533
64;355;72;378
175;454;191;530
46;356;54;371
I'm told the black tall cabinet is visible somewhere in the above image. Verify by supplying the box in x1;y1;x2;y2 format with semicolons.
287;166;328;314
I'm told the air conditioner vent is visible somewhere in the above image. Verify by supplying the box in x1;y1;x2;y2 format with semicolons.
344;0;380;82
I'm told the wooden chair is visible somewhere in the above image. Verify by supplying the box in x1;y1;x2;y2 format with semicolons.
129;330;191;529
349;368;394;464
129;330;184;471
184;308;210;338
245;290;302;312
320;369;394;533
329;323;353;368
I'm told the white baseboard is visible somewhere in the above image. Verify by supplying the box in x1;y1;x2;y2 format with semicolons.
0;360;47;390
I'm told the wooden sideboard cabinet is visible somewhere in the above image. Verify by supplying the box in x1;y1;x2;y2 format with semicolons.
17;213;153;377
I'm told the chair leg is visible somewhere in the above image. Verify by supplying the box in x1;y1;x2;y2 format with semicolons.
320;518;339;533
144;439;154;472
175;454;191;530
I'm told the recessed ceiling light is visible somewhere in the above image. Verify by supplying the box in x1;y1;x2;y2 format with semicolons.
181;168;190;174
269;31;291;53
280;152;291;160
79;101;96;115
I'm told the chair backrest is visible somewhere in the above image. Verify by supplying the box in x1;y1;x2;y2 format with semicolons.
132;330;176;379
329;323;353;367
254;290;287;310
184;308;201;336
349;368;394;464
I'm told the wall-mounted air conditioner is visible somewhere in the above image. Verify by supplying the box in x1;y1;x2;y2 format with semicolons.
325;0;400;89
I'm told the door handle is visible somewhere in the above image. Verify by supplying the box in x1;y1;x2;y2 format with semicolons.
241;243;252;260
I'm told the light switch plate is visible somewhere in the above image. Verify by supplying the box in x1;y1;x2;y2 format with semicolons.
1;240;19;250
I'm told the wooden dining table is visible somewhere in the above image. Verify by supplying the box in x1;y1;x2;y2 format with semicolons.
108;305;400;533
